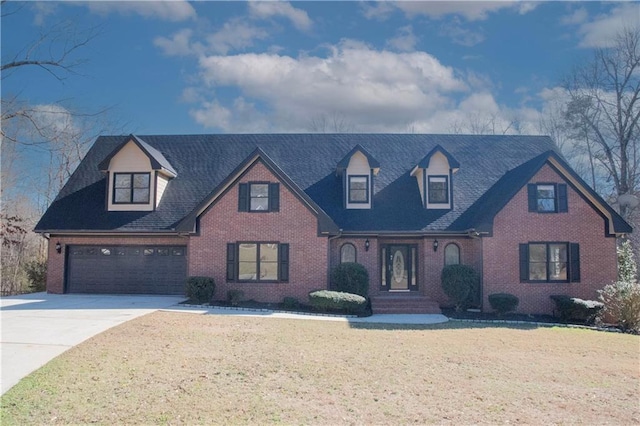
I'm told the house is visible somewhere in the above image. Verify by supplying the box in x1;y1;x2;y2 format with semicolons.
35;134;632;315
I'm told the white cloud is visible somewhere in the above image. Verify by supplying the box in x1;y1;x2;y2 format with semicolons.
248;1;312;31
154;29;202;57
386;25;418;52
85;0;196;22
560;7;588;26
359;1;396;21
439;18;485;46
574;4;640;48
392;1;530;22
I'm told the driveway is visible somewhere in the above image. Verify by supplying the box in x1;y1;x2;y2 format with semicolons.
0;293;185;395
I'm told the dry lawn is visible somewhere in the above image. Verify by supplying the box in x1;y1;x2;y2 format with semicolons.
1;311;639;425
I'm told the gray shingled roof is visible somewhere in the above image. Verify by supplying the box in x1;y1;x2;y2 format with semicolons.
35;133;629;234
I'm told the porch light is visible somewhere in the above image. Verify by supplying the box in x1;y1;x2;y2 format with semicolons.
433;239;439;252
55;241;62;254
364;239;370;252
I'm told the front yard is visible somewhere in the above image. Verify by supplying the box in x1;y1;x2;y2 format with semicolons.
1;311;638;424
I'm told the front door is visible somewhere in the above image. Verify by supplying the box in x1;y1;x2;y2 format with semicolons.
381;244;418;291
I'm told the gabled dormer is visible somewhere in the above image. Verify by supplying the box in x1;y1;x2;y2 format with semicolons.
98;135;177;211
336;144;380;209
410;145;459;210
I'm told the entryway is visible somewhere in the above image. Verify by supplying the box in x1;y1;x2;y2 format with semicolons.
381;244;418;291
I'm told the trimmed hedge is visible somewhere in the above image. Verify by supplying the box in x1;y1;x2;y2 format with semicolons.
185;276;215;304
441;264;480;311
309;290;367;315
488;293;519;315
227;289;244;307
281;296;300;310
550;295;604;325
331;262;369;297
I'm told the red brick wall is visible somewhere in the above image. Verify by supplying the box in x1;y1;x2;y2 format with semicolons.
189;161;328;304
45;235;188;293
483;164;617;315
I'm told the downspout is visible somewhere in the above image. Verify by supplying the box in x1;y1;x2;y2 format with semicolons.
327;229;343;290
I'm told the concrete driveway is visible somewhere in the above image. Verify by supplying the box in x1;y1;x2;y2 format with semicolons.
0;292;185;395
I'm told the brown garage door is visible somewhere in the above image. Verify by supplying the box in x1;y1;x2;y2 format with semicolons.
67;245;187;295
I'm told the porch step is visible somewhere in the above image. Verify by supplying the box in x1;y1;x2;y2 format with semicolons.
371;295;441;314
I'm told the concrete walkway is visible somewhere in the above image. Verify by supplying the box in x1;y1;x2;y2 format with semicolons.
0;293;186;395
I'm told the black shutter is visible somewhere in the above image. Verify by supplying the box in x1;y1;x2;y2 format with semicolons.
279;243;289;282
269;183;280;212
527;184;537;212
238;183;249;212
570;243;580;282
558;184;568;212
519;244;529;282
226;243;236;281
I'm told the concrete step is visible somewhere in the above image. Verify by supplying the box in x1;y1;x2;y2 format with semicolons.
371;295;441;314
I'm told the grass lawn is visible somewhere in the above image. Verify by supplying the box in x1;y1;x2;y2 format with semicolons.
1;312;638;425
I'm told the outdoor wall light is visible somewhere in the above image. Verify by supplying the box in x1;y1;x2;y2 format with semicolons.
55;241;62;254
433;239;439;252
364;238;370;252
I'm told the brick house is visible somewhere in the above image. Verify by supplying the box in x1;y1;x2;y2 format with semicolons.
35;134;632;315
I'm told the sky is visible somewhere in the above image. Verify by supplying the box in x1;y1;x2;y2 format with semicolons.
2;1;640;136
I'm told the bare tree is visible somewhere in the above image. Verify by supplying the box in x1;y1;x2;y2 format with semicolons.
563;27;640;220
308;111;356;133
448;111;519;135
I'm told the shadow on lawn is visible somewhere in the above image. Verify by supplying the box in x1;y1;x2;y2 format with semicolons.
347;320;542;331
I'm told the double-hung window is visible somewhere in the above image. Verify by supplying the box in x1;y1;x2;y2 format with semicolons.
428;176;449;204
238;182;280;212
113;172;150;204
348;175;369;203
519;242;580;283
527;183;568;213
227;242;289;282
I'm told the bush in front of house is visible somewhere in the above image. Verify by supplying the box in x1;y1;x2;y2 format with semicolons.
331;262;369;297
185;276;215;304
281;296;300;310
488;293;519;315
598;281;640;333
550;295;604;325
227;289;245;307
24;259;47;293
308;290;367;315
441;264;480;311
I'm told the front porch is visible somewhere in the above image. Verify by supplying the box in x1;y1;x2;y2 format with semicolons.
371;294;441;314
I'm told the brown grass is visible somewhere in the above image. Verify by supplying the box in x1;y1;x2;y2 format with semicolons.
1;311;639;425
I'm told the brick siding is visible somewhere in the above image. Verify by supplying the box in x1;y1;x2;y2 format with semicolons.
483;164;617;315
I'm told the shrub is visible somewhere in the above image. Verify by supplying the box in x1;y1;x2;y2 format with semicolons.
331;262;369;297
598;281;640;333
488;293;519;315
227;289;244;307
24;259;47;293
281;296;300;310
441;264;480;311
617;239;637;282
308;290;367;315
550;295;604;325
185;276;215;304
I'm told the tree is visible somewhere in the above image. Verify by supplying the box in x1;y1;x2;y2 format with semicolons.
307;111;356;133
563;27;640;220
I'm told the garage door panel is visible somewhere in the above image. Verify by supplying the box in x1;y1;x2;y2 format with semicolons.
67;245;187;295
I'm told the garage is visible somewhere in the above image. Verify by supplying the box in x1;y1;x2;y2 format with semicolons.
66;245;187;295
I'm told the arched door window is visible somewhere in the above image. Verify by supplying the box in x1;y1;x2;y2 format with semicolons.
444;243;460;266
340;243;357;263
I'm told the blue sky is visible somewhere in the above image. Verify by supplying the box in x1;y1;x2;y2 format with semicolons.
2;1;640;136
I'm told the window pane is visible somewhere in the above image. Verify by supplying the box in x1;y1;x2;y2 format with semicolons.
537;185;555;198
429;177;448;203
341;244;356;263
144;248;154;256
529;262;547;280
549;244;567;262
260;244;278;262
349;177;368;202
260;261;278;281
115;174;131;188
444;244;460;266
101;248;111;256
250;184;269;197
133;188;149;203
158;248;169;256
538;198;555;212
239;243;257;280
114;188;131;202
250;198;269;211
529;244;547;262
549;244;568;280
133;174;149;188
537;185;556;212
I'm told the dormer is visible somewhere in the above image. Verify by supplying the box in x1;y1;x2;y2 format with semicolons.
98;135;177;211
410;145;459;210
336;144;380;209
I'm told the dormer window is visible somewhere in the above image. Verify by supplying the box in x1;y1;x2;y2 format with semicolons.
428;176;449;204
527;183;568;213
113;173;150;204
348;176;369;203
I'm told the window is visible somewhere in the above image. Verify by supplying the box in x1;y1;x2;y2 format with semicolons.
227;242;289;282
527;183;568;213
519;242;580;283
348;175;369;203
444;243;460;266
238;182;280;212
340;243;356;263
113;173;150;204
428;176;449;204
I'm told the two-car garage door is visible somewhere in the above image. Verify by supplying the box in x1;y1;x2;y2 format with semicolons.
67;245;187;295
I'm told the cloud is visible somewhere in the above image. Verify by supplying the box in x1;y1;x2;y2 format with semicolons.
392;1;532;21
359;1;396;21
248;1;312;31
573;3;640;48
560;7;588;26
85;0;196;22
154;29;202;56
439;18;485;46
386;26;418;52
